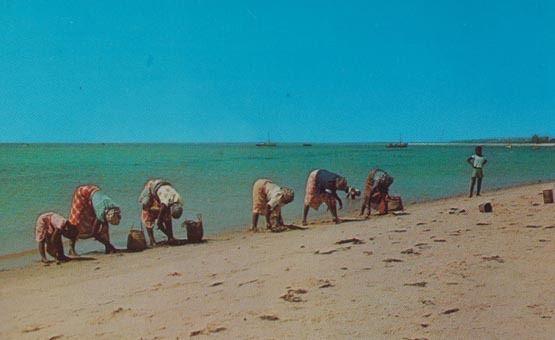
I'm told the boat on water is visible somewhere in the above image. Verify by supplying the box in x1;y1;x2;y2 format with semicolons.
256;133;277;147
386;142;408;148
302;143;312;147
256;142;277;147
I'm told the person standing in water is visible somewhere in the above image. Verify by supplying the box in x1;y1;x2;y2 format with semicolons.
467;146;487;197
302;169;348;225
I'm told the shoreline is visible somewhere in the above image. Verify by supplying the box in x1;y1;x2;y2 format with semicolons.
2;178;553;271
1;181;553;338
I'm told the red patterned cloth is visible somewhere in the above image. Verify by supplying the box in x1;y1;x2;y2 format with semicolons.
68;185;100;237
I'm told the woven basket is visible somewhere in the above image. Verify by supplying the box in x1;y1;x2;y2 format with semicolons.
387;196;404;211
127;229;147;252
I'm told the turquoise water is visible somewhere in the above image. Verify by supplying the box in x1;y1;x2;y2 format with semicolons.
1;143;554;260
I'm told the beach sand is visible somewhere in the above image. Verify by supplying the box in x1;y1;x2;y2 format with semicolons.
1;182;554;339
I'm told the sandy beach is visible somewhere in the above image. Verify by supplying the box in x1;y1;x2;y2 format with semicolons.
1;182;554;339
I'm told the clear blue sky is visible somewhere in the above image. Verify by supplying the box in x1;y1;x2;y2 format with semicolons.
0;1;553;143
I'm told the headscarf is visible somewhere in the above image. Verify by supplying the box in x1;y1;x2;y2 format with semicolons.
91;191;119;223
170;203;183;219
280;187;295;205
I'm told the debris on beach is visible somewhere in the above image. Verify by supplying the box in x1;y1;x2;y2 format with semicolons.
476;222;491;226
433;239;447;243
363;250;373;256
209;281;224;287
401;248;421;255
479;202;493;213
482;256;504;263
383;258;403;263
335;238;365;245
392;211;409;216
448;207;467;215
190;326;227;337
22;325;44;333
167;271;182;276
318;279;334;288
280;288;307;302
404;281;427;287
315;246;351;255
442;308;460;315
392;229;407;233
260;314;280;321
526;224;542;228
238;279;258;287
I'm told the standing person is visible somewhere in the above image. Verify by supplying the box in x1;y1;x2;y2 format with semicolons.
360;168;394;218
302;169;348;226
467;146;487;197
251;179;295;231
139;179;184;246
67;185;122;255
35;212;78;263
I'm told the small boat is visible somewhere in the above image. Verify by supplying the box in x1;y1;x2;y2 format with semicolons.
505;144;512;149
386;142;408;148
302;143;312;147
256;142;277;147
256;133;277;147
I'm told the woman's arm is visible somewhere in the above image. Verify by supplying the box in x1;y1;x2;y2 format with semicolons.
333;191;343;210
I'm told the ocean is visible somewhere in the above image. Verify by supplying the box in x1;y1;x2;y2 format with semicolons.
1;143;554;267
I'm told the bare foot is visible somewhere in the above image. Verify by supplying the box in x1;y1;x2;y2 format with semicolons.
302;220;308;226
335;218;342;224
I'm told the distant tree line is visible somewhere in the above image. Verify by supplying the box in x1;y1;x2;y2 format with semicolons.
530;134;553;144
453;135;554;144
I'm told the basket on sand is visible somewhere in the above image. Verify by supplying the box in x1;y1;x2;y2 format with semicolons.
183;214;204;243
370;195;404;212
127;226;147;252
387;196;404;211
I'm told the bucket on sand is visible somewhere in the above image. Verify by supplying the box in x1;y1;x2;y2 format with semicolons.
387;196;404;211
543;189;554;204
183;214;204;243
479;202;493;213
127;227;147;252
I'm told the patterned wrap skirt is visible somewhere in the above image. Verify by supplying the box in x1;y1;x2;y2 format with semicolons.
304;170;333;210
68;185;104;239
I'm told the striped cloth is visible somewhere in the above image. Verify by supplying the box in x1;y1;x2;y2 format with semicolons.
68;185;100;237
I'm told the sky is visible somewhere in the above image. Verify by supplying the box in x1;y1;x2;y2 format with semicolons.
0;0;553;143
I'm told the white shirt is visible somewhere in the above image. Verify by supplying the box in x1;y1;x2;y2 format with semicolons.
265;182;284;210
156;185;183;206
471;154;486;168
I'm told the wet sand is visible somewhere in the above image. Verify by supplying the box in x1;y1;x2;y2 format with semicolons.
1;182;554;339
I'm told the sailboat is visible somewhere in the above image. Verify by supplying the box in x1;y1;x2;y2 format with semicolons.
256;133;277;147
386;135;408;148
